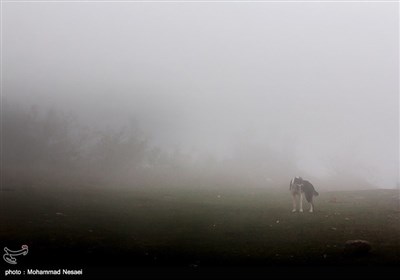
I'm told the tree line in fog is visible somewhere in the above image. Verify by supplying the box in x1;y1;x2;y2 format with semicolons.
3;101;301;190
3;101;378;190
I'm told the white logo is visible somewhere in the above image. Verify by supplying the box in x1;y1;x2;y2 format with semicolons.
3;245;29;265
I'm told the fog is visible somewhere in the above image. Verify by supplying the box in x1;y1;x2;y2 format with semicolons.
3;2;399;190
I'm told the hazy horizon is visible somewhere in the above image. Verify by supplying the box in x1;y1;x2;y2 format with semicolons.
3;2;399;188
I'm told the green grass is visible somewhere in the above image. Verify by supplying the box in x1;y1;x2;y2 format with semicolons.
1;185;399;267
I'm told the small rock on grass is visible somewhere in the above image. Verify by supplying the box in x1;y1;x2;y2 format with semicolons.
344;240;371;256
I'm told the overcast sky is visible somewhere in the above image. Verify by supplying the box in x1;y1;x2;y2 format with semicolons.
3;2;399;187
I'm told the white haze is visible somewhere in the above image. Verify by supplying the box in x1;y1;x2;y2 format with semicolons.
3;2;399;189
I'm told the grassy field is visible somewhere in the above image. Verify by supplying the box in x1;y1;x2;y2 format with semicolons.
1;184;399;273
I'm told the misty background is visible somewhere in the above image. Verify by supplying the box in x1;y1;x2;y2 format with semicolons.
2;2;399;191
